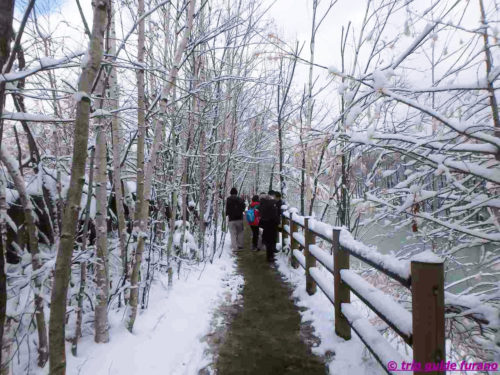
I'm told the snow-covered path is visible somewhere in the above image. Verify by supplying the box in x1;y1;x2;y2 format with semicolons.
212;225;325;375
62;227;380;375
66;239;242;375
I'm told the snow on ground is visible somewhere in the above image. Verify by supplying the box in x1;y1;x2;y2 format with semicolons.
275;252;386;375
65;237;241;375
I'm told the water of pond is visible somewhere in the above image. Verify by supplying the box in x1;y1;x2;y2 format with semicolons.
357;220;491;294
302;204;498;295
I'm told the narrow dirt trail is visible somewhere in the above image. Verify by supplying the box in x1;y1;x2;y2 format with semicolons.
214;224;326;375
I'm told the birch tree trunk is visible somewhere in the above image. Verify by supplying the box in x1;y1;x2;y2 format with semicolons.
133;0;146;263
197;93;206;257
0;1;14;366
198;124;206;255
94;119;109;343
127;0;147;328
196;9;206;256
338;25;350;228
0;149;49;367
164;0;179;285
109;0;128;286
305;0;317;216
0;174;7;372
127;0;195;332
478;0;500;355
49;0;109;373
71;146;95;356
0;319;12;375
180;55;199;256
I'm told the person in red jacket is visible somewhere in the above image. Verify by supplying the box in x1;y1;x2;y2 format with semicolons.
247;195;261;251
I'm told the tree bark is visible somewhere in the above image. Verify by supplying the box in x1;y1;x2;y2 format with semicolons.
304;0;317;215
478;0;500;159
71;147;95;356
48;0;109;373
94;119;109;343
0;174;7;372
0;148;49;367
0;0;12;363
127;0;147;330
478;0;500;355
108;0;128;302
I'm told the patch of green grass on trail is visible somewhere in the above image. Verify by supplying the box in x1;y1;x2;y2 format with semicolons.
214;224;326;375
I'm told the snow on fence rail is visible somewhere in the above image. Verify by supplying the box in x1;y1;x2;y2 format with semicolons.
281;208;445;375
285;209;411;286
340;269;412;343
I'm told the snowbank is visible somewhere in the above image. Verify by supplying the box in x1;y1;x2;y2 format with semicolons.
66;238;241;375
276;253;387;375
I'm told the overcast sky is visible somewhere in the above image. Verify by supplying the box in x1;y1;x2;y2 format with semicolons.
266;0;366;66
15;0;498;123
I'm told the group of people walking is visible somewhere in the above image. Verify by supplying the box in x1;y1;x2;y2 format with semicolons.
225;188;283;262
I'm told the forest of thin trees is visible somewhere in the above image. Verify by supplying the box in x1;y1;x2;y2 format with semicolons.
0;0;498;373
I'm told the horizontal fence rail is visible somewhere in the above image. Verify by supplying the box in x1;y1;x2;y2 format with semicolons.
281;208;445;375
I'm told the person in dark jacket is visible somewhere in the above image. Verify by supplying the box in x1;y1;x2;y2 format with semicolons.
273;191;284;251
226;187;246;251
274;191;284;213
247;195;261;251
258;190;280;262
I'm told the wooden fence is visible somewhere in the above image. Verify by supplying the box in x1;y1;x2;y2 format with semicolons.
281;209;445;375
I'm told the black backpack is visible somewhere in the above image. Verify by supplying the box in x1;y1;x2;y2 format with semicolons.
259;197;278;223
226;195;245;221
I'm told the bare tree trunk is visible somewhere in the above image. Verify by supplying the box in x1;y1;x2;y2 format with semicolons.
309;138;328;215
0;174;7;372
71;146;95;356
276;45;298;199
198;126;206;254
133;0;146;275
49;0;109;373
127;0;147;331
478;0;500;354
196;11;206;257
128;0;195;332
180;53;200;256
10;43;58;245
299;92;306;215
109;0;128;288
0;319;12;375
164;0;181;285
43;40;63;240
304;0;317;215
0;149;49;367
338;25;350;228
180;120;193;255
166;119;179;285
94;119;109;343
0;0;13;364
198;100;206;256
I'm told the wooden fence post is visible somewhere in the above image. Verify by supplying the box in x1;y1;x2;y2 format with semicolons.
411;258;445;375
290;212;299;269
304;217;316;295
333;228;351;340
282;214;289;254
